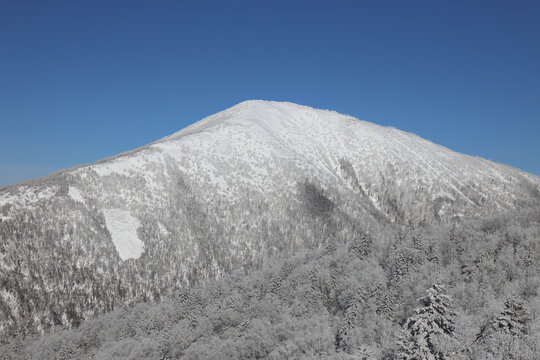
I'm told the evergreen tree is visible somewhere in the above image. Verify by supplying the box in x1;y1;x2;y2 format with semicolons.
474;297;533;359
336;287;368;352
396;284;456;360
492;297;531;336
476;296;531;342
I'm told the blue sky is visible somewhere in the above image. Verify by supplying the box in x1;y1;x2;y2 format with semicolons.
1;1;539;187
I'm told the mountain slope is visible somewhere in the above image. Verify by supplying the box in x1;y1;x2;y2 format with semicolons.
1;100;539;341
4;208;540;359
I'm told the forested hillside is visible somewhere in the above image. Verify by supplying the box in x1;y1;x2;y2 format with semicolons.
1;101;539;358
2;208;539;359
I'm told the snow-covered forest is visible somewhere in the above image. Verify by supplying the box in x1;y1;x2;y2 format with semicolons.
2;207;539;359
1;102;539;358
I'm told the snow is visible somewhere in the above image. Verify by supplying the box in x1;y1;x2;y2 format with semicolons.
92;156;145;177
1;99;539;342
0;186;56;207
68;100;539;221
433;190;456;201
68;186;85;204
103;209;144;261
0;192;14;207
6;100;536;232
158;222;170;236
161;102;466;191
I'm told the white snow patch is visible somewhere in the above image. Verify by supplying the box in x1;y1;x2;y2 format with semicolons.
68;186;85;204
92;154;148;177
0;192;14;207
158;222;170;236
103;209;144;260
433;189;456;201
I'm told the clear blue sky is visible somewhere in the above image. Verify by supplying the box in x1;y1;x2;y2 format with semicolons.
1;1;539;187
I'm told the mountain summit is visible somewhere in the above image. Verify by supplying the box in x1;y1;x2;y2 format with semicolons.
1;101;539;340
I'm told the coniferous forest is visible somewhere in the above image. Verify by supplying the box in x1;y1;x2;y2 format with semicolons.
2;206;539;359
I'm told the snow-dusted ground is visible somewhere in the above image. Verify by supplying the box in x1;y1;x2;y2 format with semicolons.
102;209;143;260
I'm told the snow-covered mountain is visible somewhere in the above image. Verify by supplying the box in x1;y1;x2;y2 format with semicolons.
1;100;539;340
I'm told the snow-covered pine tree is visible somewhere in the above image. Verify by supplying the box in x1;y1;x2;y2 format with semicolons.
492;297;531;336
396;284;456;360
335;287;368;353
473;297;533;359
348;231;373;259
477;296;531;341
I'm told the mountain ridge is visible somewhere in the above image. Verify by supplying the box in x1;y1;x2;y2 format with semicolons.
2;100;538;193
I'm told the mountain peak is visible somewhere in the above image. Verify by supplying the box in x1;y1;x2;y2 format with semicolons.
159;100;358;147
232;99;314;111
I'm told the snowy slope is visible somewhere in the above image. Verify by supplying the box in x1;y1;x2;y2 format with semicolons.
79;100;540;221
0;100;539;340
